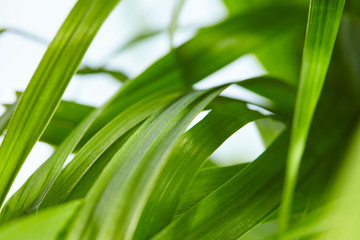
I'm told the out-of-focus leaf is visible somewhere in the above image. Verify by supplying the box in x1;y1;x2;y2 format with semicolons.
174;5;306;85
0;201;82;240
0;0;122;205
280;0;346;232
237;77;296;120
344;0;360;18
113;29;163;54
222;0;307;16
42;100;95;146
77;66;128;82
256;36;303;86
255;118;286;147
0;102;17;136
0;27;48;45
168;0;186;48
0;97;95;146
316;119;360;240
66;88;224;240
338;15;360;97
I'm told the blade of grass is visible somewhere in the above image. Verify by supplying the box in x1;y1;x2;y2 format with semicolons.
279;0;346;233
0;0;122;205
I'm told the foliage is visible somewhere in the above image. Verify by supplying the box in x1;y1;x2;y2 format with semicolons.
0;0;359;239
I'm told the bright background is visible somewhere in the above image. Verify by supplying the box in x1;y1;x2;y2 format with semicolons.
0;0;272;199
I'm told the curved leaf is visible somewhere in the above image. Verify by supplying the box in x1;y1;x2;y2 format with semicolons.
0;0;122;205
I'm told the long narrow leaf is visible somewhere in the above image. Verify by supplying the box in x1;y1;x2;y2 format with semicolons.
67;88;224;240
0;0;122;205
154;53;359;239
279;0;346;232
134;99;265;239
39;90;180;209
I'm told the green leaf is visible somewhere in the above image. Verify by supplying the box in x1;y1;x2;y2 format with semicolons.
256;36;303;86
42;100;95;146
77;66;128;82
0;101;17;136
0;100;104;224
317;119;360;239
63;126;140;202
0;201;82;240
0;97;95;146
279;0;346;232
176;163;249;215
153;132;290;240
255;118;286;147
237;77;297;120
168;0;186;48
0;0;122;205
134;99;266;239
38;90;180;210
0;27;48;45
66;88;224;240
154;46;360;239
174;5;306;85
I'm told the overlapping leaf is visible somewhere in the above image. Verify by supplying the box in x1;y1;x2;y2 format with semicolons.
0;0;122;205
66;88;224;239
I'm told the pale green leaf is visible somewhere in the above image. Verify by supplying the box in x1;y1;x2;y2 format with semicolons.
280;0;346;232
0;201;82;240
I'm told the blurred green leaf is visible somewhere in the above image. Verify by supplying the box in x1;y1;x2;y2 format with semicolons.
77;66;128;82
237;77;297;120
174;5;306;85
280;0;346;232
0;201;82;240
